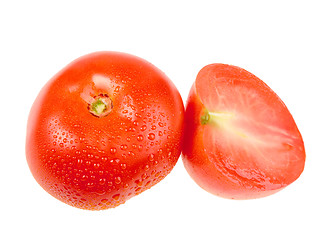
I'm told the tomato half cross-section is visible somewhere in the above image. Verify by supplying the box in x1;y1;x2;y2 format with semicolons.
182;64;305;199
26;52;184;210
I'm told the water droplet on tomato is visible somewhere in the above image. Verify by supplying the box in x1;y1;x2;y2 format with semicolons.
144;164;150;171
115;176;122;184
141;173;148;180
148;153;155;161
120;163;127;170
148;133;155;140
110;147;117;154
145;181;151;187
112;194;120;200
95;189;105;195
140;125;147;131
99;178;106;185
111;158;120;164
137;135;143;141
135;179;143;186
81;175;88;181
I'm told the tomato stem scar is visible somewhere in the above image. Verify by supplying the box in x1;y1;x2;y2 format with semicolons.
88;94;113;117
201;110;210;125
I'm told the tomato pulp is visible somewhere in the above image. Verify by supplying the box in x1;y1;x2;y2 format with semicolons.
26;52;184;210
182;64;305;199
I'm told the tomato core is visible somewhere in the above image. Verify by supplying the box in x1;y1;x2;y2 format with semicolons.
88;94;113;118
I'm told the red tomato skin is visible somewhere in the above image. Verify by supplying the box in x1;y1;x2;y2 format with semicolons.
26;52;184;210
182;64;305;199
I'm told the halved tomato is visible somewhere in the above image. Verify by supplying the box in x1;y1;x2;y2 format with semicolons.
182;64;305;199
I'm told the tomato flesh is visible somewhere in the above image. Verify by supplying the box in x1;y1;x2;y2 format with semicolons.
182;64;305;199
26;52;184;210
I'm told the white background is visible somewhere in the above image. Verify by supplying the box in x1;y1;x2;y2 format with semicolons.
1;1;334;239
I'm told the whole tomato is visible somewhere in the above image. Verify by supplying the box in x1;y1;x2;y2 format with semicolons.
182;64;305;199
26;52;184;210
